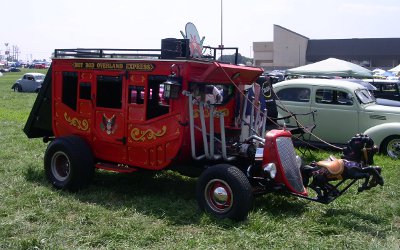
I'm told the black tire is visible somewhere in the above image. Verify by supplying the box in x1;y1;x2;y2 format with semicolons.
196;164;253;221
12;84;22;92
44;136;94;191
380;135;400;159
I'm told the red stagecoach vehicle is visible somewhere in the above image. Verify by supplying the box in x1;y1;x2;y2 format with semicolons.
24;23;383;220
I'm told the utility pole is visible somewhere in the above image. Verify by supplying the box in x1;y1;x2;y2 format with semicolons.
220;0;223;48
219;0;224;60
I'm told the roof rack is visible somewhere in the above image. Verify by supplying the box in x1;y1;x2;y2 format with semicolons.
53;38;239;64
54;48;162;59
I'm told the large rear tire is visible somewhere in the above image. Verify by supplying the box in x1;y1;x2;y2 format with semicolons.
196;164;253;221
44;136;94;191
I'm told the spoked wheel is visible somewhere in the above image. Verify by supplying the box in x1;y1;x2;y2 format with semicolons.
44;136;94;191
196;164;253;221
381;135;400;159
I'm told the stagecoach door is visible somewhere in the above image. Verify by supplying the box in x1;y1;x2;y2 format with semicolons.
92;73;127;162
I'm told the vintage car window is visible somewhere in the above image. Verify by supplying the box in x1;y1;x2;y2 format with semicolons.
276;87;310;102
381;83;397;92
34;75;45;81
62;72;78;110
336;90;354;105
190;83;234;105
355;89;376;104
315;89;333;104
316;89;354;105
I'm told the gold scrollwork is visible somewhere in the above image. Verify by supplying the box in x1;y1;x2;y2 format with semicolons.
64;112;89;131
130;126;167;142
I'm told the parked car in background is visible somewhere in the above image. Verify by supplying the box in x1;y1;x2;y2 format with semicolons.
273;78;400;159
340;78;400;107
365;79;400;102
9;67;21;72
12;73;45;93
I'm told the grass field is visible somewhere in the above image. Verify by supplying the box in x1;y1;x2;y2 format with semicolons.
0;69;399;249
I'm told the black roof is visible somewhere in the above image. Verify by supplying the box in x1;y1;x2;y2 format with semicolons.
307;38;400;62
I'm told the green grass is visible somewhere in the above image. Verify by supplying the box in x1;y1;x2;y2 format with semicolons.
0;69;399;249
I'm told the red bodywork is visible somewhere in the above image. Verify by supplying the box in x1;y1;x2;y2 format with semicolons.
50;58;263;171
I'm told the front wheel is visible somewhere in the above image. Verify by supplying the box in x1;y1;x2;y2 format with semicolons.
44;136;94;191
13;84;22;92
381;135;400;159
196;164;253;221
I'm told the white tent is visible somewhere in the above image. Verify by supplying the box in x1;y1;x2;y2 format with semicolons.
388;64;400;73
285;58;373;78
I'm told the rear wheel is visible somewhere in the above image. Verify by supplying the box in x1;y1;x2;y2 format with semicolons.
381;135;400;159
196;164;253;220
44;136;94;191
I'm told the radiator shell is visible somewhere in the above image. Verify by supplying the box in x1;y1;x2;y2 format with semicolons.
263;130;307;195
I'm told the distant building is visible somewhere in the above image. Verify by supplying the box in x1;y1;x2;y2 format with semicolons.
253;24;400;70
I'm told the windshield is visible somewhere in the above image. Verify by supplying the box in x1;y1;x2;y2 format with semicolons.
34;75;45;81
355;89;376;104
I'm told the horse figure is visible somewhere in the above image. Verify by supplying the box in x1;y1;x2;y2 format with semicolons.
300;134;384;203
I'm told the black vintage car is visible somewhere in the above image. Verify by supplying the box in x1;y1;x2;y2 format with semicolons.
367;79;400;101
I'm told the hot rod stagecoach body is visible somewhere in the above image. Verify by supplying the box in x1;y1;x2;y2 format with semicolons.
24;25;383;220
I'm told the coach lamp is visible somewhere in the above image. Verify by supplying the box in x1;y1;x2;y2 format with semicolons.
162;64;182;99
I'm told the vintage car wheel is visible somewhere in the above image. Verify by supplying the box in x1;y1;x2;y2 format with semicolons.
196;164;253;220
381;135;400;159
13;84;22;92
44;136;94;191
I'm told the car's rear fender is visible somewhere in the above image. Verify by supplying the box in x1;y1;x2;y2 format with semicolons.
363;122;400;149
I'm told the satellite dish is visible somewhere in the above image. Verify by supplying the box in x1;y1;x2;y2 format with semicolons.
183;22;205;58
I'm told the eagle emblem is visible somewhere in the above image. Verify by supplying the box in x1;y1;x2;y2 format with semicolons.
100;114;117;135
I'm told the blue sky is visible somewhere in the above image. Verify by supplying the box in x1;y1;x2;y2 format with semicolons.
2;0;399;61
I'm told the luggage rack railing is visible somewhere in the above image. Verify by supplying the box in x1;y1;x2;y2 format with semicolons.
54;48;163;59
54;46;240;65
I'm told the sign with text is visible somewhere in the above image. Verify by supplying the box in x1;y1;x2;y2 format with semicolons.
72;62;155;71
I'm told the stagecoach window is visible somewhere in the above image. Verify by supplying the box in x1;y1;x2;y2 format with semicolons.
276;87;310;102
96;75;122;109
79;82;91;100
147;75;170;119
128;85;145;104
62;72;78;111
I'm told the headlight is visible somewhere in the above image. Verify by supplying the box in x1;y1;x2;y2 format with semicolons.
295;155;302;169
263;163;277;179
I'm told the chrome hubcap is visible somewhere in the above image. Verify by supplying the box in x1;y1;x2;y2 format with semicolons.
205;179;233;213
213;186;228;204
